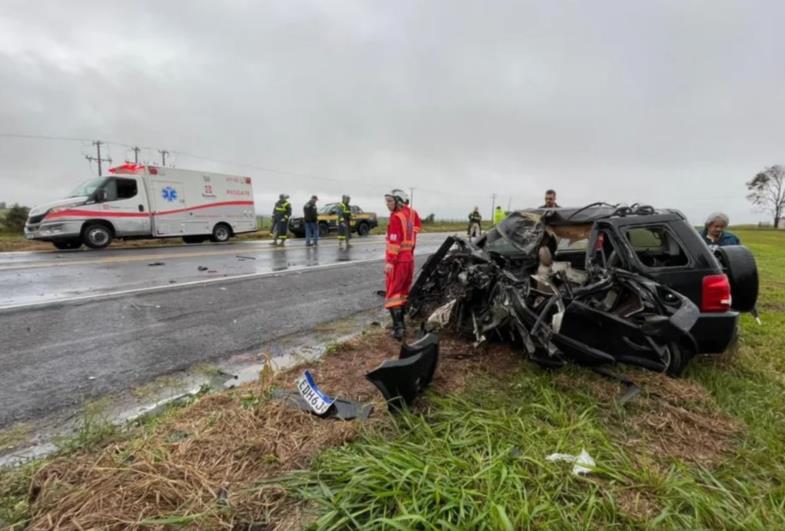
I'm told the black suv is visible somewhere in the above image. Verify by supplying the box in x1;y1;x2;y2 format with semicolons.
410;204;758;374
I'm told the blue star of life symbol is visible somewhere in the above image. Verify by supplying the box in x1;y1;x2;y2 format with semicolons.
161;186;178;202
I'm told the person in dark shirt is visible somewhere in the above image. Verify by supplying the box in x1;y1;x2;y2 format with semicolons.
303;195;319;247
539;189;560;208
700;212;740;246
468;207;482;238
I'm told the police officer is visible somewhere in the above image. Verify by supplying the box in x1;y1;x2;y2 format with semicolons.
337;194;352;247
384;189;417;340
468;206;482;238
271;194;291;246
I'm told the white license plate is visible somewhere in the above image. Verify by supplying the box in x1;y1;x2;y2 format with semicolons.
297;370;335;415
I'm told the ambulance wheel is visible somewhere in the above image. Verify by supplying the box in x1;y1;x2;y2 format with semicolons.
357;222;370;236
210;223;232;243
52;240;82;250
82;223;113;249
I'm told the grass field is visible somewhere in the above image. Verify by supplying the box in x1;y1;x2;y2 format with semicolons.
0;229;783;529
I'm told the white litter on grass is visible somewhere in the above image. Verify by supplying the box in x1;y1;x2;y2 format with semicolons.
546;449;596;476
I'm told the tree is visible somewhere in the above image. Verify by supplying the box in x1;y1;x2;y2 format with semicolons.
2;203;30;233
746;165;785;227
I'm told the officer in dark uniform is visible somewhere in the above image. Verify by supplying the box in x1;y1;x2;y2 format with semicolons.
271;194;292;246
337;194;352;247
468;207;482;238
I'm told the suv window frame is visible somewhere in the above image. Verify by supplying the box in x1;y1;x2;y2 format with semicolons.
621;223;693;271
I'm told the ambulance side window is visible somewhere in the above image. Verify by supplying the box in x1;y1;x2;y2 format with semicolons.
115;178;138;200
101;178;138;201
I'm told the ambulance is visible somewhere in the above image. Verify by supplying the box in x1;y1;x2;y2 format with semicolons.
24;164;257;250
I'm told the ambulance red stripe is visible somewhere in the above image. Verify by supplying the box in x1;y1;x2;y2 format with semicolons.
43;201;255;221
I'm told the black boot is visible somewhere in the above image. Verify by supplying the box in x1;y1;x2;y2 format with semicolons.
390;307;405;341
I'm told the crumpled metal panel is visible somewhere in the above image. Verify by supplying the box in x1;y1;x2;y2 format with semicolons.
366;333;439;412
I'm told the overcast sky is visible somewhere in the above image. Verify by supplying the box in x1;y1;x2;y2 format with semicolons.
1;0;783;224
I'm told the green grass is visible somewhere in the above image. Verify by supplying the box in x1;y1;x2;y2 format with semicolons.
275;228;785;529
2;228;784;529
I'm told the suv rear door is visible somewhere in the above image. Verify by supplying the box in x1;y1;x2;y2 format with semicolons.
598;216;720;306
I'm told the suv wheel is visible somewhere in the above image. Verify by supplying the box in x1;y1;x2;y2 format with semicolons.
714;246;759;312
357;222;370;236
210;223;232;243
82;223;113;249
318;222;329;237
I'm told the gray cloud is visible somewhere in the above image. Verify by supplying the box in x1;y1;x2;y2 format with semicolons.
1;0;783;223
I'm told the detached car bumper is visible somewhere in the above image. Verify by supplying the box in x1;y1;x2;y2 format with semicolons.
24;220;83;241
690;311;739;354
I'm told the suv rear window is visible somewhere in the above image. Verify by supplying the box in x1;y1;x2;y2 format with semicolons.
625;226;689;268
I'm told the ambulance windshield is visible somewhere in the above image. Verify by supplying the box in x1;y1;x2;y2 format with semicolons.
68;178;107;197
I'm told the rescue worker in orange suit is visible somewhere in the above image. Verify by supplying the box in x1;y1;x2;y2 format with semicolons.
384;189;417;340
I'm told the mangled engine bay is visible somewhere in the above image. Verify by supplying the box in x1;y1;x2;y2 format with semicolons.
409;212;699;376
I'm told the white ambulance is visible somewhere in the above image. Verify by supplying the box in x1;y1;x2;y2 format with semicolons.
24;164;257;250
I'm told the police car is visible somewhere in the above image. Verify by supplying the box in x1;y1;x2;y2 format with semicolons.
288;202;378;238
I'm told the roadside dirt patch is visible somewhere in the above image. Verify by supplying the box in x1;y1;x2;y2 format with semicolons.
553;368;743;467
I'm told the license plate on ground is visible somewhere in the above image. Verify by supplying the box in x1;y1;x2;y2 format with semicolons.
297;370;335;415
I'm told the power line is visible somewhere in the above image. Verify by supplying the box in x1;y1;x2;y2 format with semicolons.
0;132;495;201
84;140;112;176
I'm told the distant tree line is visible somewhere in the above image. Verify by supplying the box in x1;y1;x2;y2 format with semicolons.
1;204;29;233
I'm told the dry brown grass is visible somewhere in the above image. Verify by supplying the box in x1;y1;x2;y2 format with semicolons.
553;367;743;467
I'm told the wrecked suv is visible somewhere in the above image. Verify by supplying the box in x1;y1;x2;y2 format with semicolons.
409;204;758;376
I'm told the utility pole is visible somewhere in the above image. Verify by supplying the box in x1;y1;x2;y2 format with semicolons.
490;193;497;222
85;140;112;176
507;196;512;213
409;187;415;207
158;149;169;167
132;146;141;164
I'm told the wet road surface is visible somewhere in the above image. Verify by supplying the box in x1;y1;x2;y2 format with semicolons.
0;234;448;309
0;234;451;428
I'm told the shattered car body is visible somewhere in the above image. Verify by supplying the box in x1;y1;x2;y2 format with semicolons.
408;206;731;376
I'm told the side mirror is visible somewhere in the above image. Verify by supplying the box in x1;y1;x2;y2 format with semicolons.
95;189;108;202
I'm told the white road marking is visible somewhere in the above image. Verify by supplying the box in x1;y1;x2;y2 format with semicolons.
0;257;387;313
0;239;386;271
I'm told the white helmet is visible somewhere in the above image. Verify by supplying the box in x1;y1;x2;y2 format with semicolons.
385;188;408;205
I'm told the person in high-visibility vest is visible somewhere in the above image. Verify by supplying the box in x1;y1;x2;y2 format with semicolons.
271;194;291;246
384;188;417;340
493;205;506;226
337;194;352;247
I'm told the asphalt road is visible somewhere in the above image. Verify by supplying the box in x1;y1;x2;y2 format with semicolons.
0;234;450;428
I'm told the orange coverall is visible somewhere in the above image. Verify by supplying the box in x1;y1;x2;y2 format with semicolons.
385;207;417;309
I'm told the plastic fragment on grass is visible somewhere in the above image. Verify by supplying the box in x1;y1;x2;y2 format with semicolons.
545;449;596;476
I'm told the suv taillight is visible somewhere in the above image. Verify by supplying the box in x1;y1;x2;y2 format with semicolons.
701;274;731;312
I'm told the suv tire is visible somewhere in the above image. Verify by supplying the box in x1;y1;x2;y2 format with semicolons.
714;245;759;312
357;222;370;236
